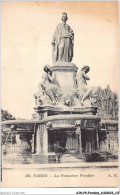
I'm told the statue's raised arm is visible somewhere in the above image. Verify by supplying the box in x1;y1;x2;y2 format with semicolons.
52;12;74;63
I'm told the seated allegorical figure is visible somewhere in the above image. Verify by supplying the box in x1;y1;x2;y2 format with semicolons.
75;65;94;106
40;64;60;105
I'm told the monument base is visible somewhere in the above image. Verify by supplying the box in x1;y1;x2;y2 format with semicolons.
52;61;77;67
51;61;78;91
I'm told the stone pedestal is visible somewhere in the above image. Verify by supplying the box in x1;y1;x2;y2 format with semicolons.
52;62;78;92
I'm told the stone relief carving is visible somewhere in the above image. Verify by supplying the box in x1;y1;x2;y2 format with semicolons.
63;94;74;106
34;64;97;107
46;122;53;130
34;69;97;107
75;120;82;153
75;120;81;134
51;12;74;63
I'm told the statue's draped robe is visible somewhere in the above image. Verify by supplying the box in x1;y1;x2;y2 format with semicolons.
52;23;74;63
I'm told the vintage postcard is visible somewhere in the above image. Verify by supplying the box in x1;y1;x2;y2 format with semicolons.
1;1;119;189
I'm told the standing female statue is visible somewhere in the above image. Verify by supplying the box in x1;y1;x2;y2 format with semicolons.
51;12;74;63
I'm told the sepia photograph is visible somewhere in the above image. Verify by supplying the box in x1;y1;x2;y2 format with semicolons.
1;1;119;189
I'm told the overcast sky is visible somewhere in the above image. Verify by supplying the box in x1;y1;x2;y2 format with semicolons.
1;1;118;119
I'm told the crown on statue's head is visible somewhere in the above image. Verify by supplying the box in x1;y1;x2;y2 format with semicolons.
62;12;67;16
61;12;68;20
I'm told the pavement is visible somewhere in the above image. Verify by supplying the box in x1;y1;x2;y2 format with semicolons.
2;158;118;169
2;151;118;170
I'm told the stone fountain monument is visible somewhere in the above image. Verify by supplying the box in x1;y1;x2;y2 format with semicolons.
2;13;101;163
33;12;101;158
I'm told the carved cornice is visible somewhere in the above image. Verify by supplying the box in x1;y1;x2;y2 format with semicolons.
34;105;98;115
51;62;78;72
1;114;101;126
52;66;78;72
52;61;77;67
